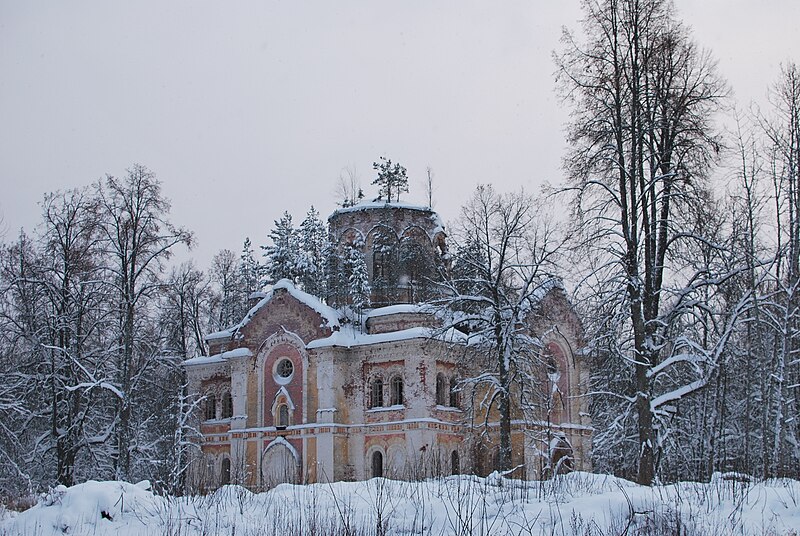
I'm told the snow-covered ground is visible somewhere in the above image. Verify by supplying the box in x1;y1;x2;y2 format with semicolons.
2;472;799;535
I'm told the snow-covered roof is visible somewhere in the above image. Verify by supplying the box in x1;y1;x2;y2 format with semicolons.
307;324;467;349
329;201;446;238
184;347;253;366
205;279;341;342
330;200;435;216
366;304;435;319
522;277;566;313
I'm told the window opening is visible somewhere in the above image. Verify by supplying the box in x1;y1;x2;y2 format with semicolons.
449;377;460;408
390;376;404;406
372;451;384;478
220;458;231;485
221;392;233;419
204;394;216;421
276;359;294;379
435;373;446;406
370;378;384;408
277;404;289;428
373;250;388;279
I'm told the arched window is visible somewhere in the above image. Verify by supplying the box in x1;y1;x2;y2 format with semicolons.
221;392;233;419
390;376;404;406
220;458;231;485
204;394;216;421
277;404;290;428
372;451;384;478
435;373;446;406
449;377;460;408
370;378;384;408
373;250;388;279
451;450;460;475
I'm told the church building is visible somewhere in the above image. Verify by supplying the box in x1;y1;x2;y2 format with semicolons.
184;202;592;489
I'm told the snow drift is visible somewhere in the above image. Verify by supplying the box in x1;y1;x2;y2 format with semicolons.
2;472;799;535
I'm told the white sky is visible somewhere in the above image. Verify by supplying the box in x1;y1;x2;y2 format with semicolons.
1;1;798;266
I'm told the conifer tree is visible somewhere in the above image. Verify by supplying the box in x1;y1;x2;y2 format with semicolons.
296;206;328;297
239;237;262;296
262;212;298;284
346;239;371;326
372;156;409;202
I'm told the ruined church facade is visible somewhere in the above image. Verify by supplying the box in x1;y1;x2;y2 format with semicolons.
185;203;592;490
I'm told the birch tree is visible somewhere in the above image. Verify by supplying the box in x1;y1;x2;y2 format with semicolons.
761;62;800;475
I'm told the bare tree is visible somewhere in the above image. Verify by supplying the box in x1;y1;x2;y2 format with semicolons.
760;62;800;476
335;164;364;208
37;189;113;486
0;206;7;241
425;166;434;208
209;249;242;331
0;191;118;489
96;164;192;481
556;0;728;484
163;262;211;358
440;185;566;472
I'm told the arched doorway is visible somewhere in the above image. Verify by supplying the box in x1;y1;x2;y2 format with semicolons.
262;440;300;489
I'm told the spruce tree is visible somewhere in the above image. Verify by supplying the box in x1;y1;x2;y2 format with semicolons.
296;206;328;297
262;212;298;284
346;239;371;326
239;237;263;298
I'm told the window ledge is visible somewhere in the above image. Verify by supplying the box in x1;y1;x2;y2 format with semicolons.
435;405;462;413
366;405;406;413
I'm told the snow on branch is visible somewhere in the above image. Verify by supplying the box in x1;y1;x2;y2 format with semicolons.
650;379;707;412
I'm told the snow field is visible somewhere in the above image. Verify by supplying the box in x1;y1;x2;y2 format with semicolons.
2;472;799;535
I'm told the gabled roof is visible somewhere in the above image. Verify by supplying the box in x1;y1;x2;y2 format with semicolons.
205;279;342;343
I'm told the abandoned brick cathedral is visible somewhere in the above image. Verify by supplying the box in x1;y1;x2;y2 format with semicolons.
184;202;591;489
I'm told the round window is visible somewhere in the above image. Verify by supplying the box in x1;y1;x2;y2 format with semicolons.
276;359;294;379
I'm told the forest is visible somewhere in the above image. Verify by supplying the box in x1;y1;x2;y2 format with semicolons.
0;0;799;505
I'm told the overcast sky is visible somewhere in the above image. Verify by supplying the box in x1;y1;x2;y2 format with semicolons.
1;1;798;266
